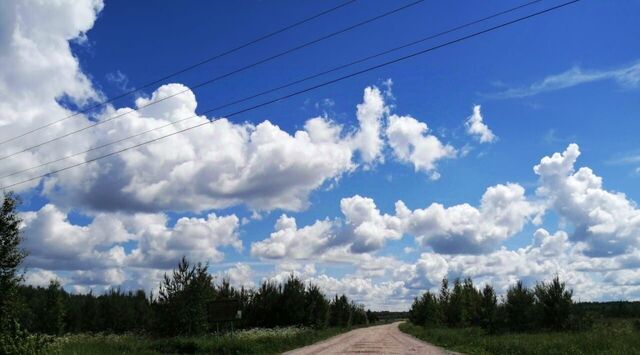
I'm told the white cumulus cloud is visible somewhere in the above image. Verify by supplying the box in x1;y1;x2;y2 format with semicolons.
534;143;640;256
386;114;456;179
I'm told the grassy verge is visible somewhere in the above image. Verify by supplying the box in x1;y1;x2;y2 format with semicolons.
51;326;352;354
399;319;640;355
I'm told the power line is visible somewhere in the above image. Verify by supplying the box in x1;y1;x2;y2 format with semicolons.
0;0;358;147
0;0;424;162
0;0;580;191
0;0;546;182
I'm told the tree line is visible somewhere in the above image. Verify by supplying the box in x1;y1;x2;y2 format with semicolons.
14;258;370;337
0;193;371;353
408;276;592;333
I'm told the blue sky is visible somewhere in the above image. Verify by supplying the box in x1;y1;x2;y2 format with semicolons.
2;0;640;310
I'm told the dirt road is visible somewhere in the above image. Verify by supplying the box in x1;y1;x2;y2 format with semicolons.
284;322;456;354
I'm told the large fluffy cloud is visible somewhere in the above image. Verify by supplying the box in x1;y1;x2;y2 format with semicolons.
534;143;640;256
250;214;334;259
252;183;540;258
20;205;241;289
21;204;132;271
340;195;403;253
386;114;456;179
0;0;104;191
0;0;390;213
400;183;540;254
38;83;387;212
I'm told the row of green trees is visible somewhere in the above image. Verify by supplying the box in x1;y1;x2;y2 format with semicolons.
409;276;577;332
153;257;370;336
13;258;371;337
18;283;152;335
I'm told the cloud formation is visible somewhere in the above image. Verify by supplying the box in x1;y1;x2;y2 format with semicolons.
534;143;640;257
252;182;539;258
0;0;397;214
20;205;241;289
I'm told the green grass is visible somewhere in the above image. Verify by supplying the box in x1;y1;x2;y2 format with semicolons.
399;319;640;355
50;326;351;354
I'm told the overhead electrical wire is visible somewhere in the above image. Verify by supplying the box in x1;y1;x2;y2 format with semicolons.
0;0;424;161
0;0;358;147
0;0;546;182
0;0;581;191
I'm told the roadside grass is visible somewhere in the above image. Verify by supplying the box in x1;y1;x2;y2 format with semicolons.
399;318;640;355
52;326;349;354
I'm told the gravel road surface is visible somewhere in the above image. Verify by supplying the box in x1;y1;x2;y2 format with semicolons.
284;322;457;354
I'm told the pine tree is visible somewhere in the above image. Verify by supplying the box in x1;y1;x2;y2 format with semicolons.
0;193;27;333
304;284;329;328
281;274;306;326
329;295;352;327
156;257;216;335
505;280;535;331
479;284;498;332
43;280;66;335
534;276;573;330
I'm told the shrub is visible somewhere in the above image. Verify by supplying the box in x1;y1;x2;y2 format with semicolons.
0;320;55;355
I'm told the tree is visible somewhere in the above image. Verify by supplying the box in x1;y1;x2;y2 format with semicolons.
479;284;498;332
505;280;535;331
365;309;379;324
460;278;482;326
350;302;368;326
42;280;66;335
246;281;282;327
444;278;464;326
281;274;306;326
409;291;440;326
534;276;573;330
156;257;216;336
0;193;27;333
329;295;352;327
304;284;329;328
